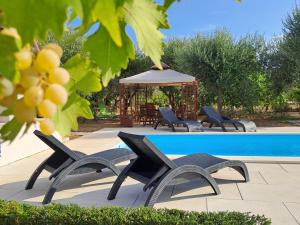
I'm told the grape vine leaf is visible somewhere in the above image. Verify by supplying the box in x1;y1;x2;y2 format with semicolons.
0;118;23;142
84;25;135;87
64;54;102;94
0;34;19;80
79;0;97;28
53;94;93;136
123;0;165;69
69;0;83;20
163;0;177;9
0;0;69;44
92;0;122;47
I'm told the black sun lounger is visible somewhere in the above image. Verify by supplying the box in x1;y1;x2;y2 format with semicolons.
154;107;203;132
108;132;249;207
25;130;136;204
201;106;246;132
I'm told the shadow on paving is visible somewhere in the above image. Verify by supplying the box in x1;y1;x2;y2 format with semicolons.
0;168;244;207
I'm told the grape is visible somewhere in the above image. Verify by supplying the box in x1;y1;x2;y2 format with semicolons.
15;49;32;70
39;118;55;135
21;66;38;77
20;68;40;89
49;67;70;85
34;49;60;73
1;27;20;39
45;84;68;105
44;43;63;58
24;86;44;107
38;99;57;118
0;78;14;97
0;91;17;108
14;100;36;123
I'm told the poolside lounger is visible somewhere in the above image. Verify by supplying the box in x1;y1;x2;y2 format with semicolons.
154;107;203;132
25;130;136;204
107;132;249;207
200;106;246;132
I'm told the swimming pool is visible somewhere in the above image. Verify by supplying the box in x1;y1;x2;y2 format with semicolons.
117;133;300;157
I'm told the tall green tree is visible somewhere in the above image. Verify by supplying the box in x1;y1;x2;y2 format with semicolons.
176;31;262;112
282;6;300;84
45;31;86;64
261;6;300;108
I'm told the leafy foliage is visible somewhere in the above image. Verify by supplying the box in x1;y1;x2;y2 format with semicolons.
84;25;135;87
123;0;165;68
0;0;174;141
259;6;300;112
283;6;300;68
54;94;93;136
0;0;69;44
45;31;86;64
0;33;19;80
175;31;262;112
0;199;271;225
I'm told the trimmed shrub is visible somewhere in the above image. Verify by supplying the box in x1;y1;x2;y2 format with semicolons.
0;199;271;225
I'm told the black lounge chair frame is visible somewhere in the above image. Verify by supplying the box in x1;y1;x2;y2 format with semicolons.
108;132;249;207
154;107;202;132
201;106;246;132
25;130;136;205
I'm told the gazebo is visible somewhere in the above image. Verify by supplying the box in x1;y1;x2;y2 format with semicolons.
119;63;198;127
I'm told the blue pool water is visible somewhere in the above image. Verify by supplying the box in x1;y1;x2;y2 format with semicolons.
117;134;300;157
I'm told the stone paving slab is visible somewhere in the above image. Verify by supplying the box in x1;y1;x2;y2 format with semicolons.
259;169;300;186
172;179;242;200
237;183;300;202
0;188;22;200
155;196;207;212
280;164;300;174
285;202;300;224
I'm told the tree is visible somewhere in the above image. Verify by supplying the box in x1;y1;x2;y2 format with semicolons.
283;7;300;68
282;6;300;85
260;6;300;111
175;31;262;113
261;38;295;95
161;38;185;69
45;31;86;64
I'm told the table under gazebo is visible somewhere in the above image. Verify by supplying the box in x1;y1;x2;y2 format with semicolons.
119;63;199;127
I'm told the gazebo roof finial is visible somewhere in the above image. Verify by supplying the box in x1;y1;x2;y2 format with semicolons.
150;62;170;70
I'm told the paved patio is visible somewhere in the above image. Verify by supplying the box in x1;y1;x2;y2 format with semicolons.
0;127;300;225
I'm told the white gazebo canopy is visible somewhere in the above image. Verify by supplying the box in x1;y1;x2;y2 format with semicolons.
119;64;195;86
118;63;199;125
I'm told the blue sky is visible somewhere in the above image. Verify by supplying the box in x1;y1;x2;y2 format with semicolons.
162;0;299;40
72;0;299;42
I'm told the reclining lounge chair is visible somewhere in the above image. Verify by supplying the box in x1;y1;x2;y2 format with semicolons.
25;130;136;204
201;106;246;132
108;132;249;207
154;107;203;132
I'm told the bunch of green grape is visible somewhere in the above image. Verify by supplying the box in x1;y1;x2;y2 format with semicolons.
0;28;69;136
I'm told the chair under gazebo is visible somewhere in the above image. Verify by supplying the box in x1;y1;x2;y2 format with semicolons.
119;63;199;127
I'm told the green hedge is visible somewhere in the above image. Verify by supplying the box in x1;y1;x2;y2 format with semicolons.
0;199;271;225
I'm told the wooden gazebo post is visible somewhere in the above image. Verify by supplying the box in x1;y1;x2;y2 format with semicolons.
119;83;133;127
193;81;199;120
181;81;199;120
